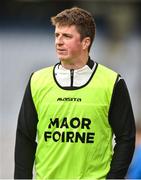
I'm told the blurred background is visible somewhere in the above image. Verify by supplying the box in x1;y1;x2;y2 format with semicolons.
0;0;141;178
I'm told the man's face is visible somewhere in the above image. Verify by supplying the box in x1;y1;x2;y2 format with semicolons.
55;25;83;62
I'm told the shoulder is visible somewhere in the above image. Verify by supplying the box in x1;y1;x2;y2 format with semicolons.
30;66;53;83
97;63;118;76
95;63;119;85
32;66;54;78
30;66;54;92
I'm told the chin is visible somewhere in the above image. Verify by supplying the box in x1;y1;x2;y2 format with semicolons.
58;56;69;61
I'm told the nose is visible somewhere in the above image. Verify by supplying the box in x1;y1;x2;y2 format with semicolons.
55;35;64;46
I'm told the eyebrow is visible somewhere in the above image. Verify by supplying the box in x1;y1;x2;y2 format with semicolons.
55;32;73;36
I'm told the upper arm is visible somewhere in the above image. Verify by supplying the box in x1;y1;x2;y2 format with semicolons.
108;77;136;141
16;73;38;142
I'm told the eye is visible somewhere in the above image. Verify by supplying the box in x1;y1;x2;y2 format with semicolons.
55;33;59;38
64;34;73;38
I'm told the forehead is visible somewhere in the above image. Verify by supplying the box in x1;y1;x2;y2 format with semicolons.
55;24;80;34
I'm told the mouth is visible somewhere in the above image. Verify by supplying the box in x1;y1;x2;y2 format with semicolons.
57;49;66;52
57;49;67;55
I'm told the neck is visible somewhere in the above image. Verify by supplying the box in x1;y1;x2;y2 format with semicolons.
60;55;89;70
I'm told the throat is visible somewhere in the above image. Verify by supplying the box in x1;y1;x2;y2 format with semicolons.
61;62;85;70
61;57;89;70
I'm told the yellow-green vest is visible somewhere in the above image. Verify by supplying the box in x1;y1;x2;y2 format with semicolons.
31;64;118;179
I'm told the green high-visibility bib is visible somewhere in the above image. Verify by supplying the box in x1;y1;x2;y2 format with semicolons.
31;63;118;179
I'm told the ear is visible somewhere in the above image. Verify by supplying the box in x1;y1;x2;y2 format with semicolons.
82;37;91;50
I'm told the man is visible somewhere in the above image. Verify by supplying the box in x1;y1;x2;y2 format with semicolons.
14;7;135;179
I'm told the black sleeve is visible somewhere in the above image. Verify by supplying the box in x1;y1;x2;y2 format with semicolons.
14;75;38;179
106;78;136;179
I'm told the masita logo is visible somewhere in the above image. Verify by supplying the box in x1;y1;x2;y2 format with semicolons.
57;97;81;102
